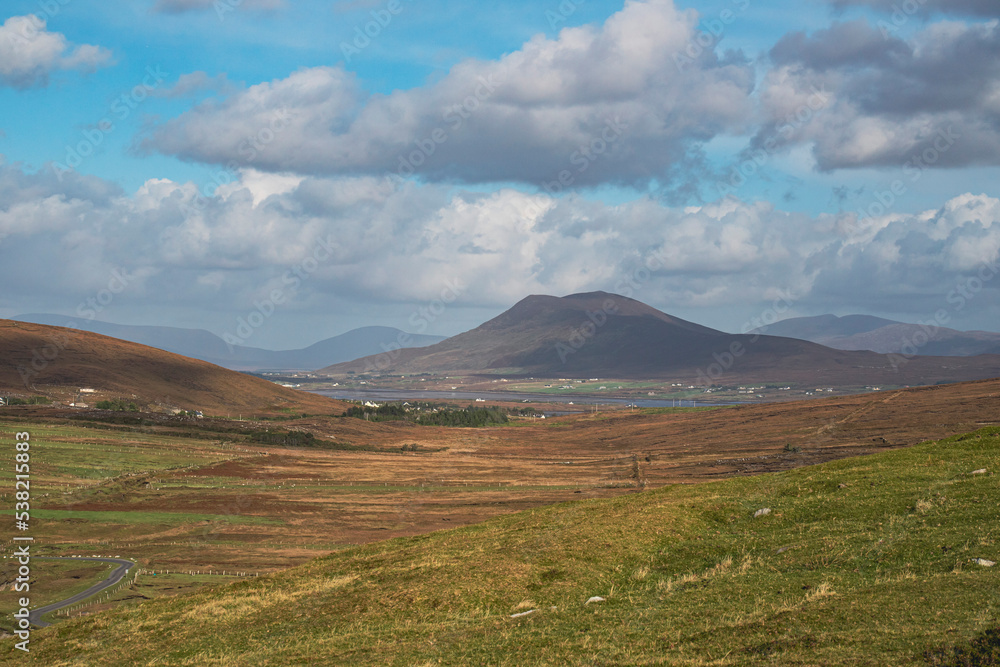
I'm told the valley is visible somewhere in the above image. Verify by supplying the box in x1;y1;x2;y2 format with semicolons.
2;377;997;635
1;300;998;663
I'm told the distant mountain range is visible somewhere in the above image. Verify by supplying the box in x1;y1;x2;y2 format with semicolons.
750;314;1000;357
320;292;1000;385
12;314;445;371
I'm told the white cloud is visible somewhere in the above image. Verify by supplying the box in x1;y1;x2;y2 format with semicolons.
0;15;112;89
152;71;235;98
138;0;755;188
2;164;998;328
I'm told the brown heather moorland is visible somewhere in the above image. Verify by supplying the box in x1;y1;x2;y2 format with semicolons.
2;377;996;583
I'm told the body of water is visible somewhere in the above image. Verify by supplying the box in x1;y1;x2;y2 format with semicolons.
310;388;730;408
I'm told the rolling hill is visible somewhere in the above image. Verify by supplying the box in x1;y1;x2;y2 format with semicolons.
751;314;1000;357
13;314;446;371
321;291;1000;385
24;423;1000;665
0;319;343;415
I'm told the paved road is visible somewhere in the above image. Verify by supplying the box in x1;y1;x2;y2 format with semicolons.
28;557;136;627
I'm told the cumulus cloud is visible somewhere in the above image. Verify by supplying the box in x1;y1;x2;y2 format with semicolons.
754;19;1000;170
137;0;755;188
2;162;997;329
152;71;236;98
831;0;1000;17
0;15;112;89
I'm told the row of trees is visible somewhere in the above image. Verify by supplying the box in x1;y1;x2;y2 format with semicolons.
343;403;516;427
96;398;139;412
416;406;509;427
3;396;50;406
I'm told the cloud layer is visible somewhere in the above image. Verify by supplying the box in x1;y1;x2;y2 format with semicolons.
755;19;1000;170
0;15;112;89
832;0;1000;17
2;164;997;330
139;0;755;188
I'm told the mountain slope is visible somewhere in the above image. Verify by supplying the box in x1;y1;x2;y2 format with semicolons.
14;314;445;370
751;313;902;340
752;314;1000;356
322;291;817;376
0;320;343;414
25;424;1000;665
321;291;1000;385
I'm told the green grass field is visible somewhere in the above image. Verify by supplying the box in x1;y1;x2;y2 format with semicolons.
17;427;1000;665
40;571;252;627
0;424;239;490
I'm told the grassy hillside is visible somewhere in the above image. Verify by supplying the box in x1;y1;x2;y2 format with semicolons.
23;428;1000;665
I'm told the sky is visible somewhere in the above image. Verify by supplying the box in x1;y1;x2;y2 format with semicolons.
1;0;999;349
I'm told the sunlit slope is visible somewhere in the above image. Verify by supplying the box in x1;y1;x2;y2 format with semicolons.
0;319;343;415
25;427;1000;665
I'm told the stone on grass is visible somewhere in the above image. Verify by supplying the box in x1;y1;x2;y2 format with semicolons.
754;508;771;518
971;469;987;475
972;558;995;567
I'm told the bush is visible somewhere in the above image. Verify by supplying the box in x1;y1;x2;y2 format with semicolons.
344;404;408;422
924;626;1000;666
96;398;140;412
342;403;516;427
4;396;51;406
417;406;509;427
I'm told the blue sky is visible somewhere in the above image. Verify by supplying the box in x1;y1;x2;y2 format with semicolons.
1;0;999;348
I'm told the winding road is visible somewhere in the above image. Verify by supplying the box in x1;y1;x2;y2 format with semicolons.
28;556;136;627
